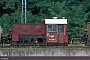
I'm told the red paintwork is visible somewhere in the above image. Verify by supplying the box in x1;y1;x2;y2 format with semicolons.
87;22;90;41
12;23;45;41
46;25;68;44
46;32;58;43
41;18;45;24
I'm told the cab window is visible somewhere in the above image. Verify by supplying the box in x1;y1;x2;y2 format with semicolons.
58;25;64;32
47;25;56;32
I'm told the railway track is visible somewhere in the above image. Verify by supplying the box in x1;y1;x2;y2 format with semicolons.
0;56;90;60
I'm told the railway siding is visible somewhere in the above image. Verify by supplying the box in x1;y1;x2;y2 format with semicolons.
0;47;90;56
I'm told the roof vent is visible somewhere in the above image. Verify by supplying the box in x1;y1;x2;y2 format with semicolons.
62;17;65;19
52;17;58;19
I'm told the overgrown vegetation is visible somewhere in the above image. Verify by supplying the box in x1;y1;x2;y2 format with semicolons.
0;0;90;35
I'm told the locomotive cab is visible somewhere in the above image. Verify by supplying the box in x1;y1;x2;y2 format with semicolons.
45;17;68;45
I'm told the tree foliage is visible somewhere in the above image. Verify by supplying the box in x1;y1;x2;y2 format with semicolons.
0;0;90;35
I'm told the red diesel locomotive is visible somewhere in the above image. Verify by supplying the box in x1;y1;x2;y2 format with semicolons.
84;21;90;46
10;17;68;46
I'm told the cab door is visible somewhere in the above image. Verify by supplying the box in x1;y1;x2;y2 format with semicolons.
46;24;58;43
58;24;68;44
58;25;64;43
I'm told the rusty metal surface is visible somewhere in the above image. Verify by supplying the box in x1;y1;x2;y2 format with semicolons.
12;23;45;41
0;56;90;60
12;23;45;35
87;23;90;41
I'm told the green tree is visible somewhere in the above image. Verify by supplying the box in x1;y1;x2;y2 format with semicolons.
0;0;90;35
